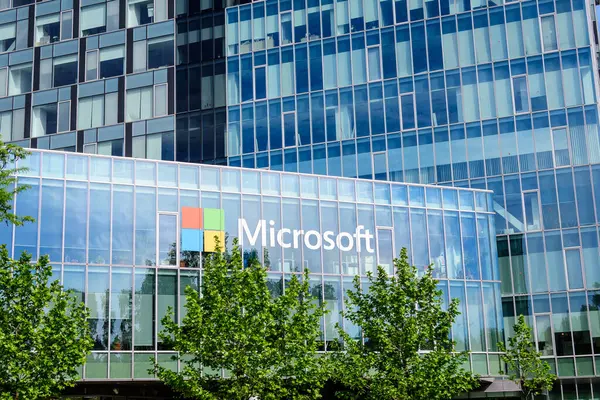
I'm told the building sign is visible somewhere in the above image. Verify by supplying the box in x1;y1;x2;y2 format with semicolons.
181;207;225;252
181;207;375;253
238;219;375;253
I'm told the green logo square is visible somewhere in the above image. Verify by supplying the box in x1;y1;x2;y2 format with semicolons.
204;208;224;230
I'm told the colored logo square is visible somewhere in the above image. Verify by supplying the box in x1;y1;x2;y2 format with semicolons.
181;207;203;229
204;230;225;252
203;208;224;231
182;229;203;252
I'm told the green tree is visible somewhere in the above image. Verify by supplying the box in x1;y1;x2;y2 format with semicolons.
154;238;329;400
499;315;556;400
0;250;94;400
333;248;479;400
0;142;32;227
0;143;93;399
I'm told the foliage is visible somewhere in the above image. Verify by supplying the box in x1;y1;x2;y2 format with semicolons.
332;248;479;400
0;142;32;227
154;238;329;400
499;315;556;400
0;249;94;400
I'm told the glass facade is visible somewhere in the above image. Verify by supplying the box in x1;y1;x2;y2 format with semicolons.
221;0;600;396
0;0;599;393
2;149;501;382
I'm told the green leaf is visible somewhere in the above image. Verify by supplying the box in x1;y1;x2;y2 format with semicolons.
331;248;480;400
0;249;94;400
499;315;556;400
154;238;330;400
0;145;93;400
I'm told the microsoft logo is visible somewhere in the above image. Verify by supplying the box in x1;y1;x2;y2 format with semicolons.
181;207;225;253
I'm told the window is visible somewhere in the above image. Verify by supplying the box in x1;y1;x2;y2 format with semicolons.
541;15;558;51
158;214;176;266
8;63;32;95
132;131;174;160
97;139;123;156
86;50;98;80
0;67;6;97
154;84;167;116
0;110;12;141
81;1;119;36
57;101;70;132
367;46;381;81
126;86;153;121
105;92;118;126
78;95;104;129
35;14;60;45
147;36;174;70
553;127;570;166
100;45;124;78
81;4;107;36
133;36;174;72
32;103;58;137
512;76;529;113
523;190;541;231
52;54;78;87
0;108;24;141
0;22;16;52
61;11;72;40
132;41;147;72
83;143;97;153
128;0;153;27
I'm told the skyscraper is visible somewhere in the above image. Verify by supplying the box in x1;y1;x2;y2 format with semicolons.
222;0;600;397
0;0;599;395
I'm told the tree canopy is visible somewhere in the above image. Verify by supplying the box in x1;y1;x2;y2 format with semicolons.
332;248;479;400
0;142;32;227
0;142;93;400
0;250;93;400
154;239;329;400
499;315;556;400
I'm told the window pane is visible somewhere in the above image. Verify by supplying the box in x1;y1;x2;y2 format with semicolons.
513;76;529;113
154;84;167;116
86;51;98;81
541;16;558;51
159;214;177;266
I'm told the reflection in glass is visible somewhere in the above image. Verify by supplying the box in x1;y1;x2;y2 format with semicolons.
552;293;573;356
89;183;110;264
158;269;177;350
523;191;541;231
112;186;134;264
323;277;341;348
159;214;177;266
110;268;132;350
88;267;109;350
14;178;39;259
134;268;155;350
136;187;156;266
450;281;468;351
376;228;393;274
64;182;87;263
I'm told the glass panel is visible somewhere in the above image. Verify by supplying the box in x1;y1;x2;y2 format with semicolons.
134;268;155;350
88;266;109;350
565;249;584;289
110;268;132;350
158;269;177;349
39;179;63;262
541;15;558;51
376;228;393;274
158;214;177;266
136;187;156;266
523;191;541;231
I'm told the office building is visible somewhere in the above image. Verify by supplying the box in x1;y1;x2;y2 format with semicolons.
2;149;504;397
0;0;600;395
